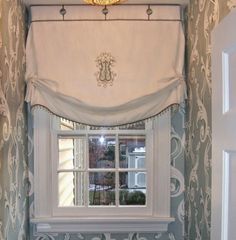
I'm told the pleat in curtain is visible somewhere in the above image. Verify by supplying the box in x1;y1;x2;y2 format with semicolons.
25;5;185;126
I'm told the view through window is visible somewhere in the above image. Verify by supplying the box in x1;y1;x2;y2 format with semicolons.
58;119;147;208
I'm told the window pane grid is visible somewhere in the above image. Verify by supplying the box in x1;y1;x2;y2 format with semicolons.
57;131;147;207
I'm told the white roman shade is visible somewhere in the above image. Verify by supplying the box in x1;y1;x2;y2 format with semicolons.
25;5;185;126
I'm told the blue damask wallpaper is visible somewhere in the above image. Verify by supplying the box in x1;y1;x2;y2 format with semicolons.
0;0;28;239
0;0;236;239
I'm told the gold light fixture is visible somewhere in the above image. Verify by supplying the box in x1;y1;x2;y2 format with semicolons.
84;0;125;5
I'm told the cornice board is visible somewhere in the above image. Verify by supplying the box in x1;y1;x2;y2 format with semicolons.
23;0;189;6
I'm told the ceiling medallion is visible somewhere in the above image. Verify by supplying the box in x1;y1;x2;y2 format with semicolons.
84;0;125;5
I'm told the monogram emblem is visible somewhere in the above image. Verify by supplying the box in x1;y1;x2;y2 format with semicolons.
95;52;116;87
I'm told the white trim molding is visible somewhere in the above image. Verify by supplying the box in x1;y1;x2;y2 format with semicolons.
32;108;173;233
32;217;175;233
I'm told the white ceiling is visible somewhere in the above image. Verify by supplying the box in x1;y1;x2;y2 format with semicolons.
23;0;189;6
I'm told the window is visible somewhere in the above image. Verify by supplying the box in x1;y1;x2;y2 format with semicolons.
52;119;150;217
32;108;174;233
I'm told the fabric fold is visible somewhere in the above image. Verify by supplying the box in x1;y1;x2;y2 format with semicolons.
25;5;185;126
26;74;185;126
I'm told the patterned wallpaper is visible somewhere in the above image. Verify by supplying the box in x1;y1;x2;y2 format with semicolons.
1;0;236;239
0;0;28;239
185;0;235;240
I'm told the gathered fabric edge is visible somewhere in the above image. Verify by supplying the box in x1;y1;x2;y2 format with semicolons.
25;74;186;127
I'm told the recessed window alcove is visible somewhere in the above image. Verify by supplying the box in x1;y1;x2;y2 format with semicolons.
23;0;187;234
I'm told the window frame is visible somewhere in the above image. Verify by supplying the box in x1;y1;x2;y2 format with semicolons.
52;127;151;217
31;108;174;233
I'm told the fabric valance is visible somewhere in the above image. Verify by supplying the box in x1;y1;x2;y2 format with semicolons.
25;5;185;126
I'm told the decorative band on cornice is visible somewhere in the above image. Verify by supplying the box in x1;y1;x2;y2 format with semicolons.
30;4;182;23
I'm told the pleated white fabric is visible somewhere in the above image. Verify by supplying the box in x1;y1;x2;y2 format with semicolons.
25;5;185;126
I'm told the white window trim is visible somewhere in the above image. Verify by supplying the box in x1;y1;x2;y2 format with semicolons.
52;127;151;217
32;217;174;233
32;109;174;233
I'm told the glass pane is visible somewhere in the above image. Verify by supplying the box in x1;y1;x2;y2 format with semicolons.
119;172;146;205
58;138;74;169
89;136;115;168
58;172;85;207
58;172;75;207
58;137;86;170
119;136;146;168
89;172;115;206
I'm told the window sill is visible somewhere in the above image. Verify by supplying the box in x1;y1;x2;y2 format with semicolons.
31;217;175;233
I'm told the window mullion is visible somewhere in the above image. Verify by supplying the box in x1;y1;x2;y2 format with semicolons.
73;139;79;206
74;171;78;206
84;133;89;208
115;132;119;207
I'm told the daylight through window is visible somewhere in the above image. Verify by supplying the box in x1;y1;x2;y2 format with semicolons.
57;119;147;208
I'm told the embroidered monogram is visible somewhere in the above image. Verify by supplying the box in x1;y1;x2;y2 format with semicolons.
95;52;116;87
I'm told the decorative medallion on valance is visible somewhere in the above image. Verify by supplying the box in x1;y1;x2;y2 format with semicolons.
25;5;185;126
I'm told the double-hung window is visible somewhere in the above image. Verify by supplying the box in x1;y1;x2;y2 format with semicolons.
32;108;174;233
